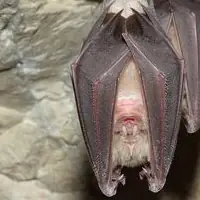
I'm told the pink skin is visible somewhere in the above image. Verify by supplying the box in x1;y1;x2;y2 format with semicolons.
113;59;146;133
113;98;146;146
114;98;145;127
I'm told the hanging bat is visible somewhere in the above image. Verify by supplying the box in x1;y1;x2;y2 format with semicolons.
71;0;200;197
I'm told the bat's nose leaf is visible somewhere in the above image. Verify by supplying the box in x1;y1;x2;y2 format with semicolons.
123;11;184;192
72;11;131;197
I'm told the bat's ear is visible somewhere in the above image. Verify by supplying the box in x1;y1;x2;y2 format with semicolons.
123;10;184;192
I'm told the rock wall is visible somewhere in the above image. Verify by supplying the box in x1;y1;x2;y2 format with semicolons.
0;0;200;200
0;0;99;199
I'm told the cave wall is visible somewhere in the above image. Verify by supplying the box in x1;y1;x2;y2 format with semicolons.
0;0;200;200
0;0;99;199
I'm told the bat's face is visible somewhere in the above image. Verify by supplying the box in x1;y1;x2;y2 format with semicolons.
112;58;150;170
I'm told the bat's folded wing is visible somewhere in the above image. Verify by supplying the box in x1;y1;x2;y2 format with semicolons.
123;11;184;192
156;0;200;133
72;12;131;197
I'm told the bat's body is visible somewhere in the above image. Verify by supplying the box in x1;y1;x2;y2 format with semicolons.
71;0;200;197
112;60;149;169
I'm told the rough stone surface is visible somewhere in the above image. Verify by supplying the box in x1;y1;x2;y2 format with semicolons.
0;0;200;199
0;0;99;199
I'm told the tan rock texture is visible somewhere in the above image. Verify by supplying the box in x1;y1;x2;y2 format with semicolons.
0;0;200;200
0;0;98;199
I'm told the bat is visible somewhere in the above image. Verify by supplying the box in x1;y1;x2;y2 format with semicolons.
71;0;200;197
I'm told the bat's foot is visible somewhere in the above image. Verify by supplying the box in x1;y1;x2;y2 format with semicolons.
139;165;152;180
112;166;126;185
112;174;126;186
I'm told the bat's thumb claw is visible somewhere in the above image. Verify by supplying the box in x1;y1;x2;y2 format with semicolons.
139;167;148;180
119;174;126;185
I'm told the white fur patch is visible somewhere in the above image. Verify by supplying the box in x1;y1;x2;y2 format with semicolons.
112;133;149;168
108;0;148;18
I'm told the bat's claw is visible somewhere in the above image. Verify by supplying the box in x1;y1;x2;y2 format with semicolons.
119;174;126;185
112;173;126;186
139;166;152;180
